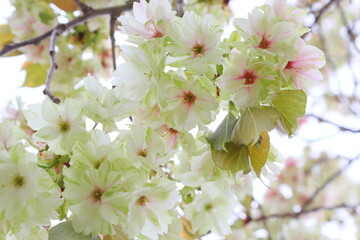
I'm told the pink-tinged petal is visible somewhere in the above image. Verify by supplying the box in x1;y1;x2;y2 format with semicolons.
217;67;243;88
233;18;251;35
302;69;324;81
162;128;179;150
293;69;323;89
248;8;266;37
295;45;325;68
270;21;295;43
270;0;286;16
120;17;152;38
133;0;149;24
217;78;243;93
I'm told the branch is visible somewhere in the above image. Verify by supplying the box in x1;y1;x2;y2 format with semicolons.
245;155;360;224
43;25;66;104
301;154;359;210
257;202;273;240
306;114;360;133
337;1;360;54
302;0;340;38
0;3;134;57
176;0;184;17
110;14;118;71
316;25;345;98
253;202;360;221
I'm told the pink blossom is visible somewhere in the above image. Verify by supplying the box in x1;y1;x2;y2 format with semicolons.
120;0;175;40
134;105;180;150
162;76;218;130
234;7;296;55
169;11;224;73
216;54;268;108
283;38;325;89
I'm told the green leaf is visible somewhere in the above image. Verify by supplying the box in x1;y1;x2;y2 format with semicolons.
22;62;49;88
39;11;55;24
49;221;100;240
57;200;69;220
0;24;22;57
206;112;237;151
180;186;195;204
248;131;270;177
216;64;223;76
271;90;307;136
228;31;241;43
211;143;250;173
231;107;279;145
0;25;14;49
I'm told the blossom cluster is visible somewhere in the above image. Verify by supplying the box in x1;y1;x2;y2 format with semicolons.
0;0;325;239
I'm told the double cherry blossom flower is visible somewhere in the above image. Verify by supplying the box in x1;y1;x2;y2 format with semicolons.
283;38;326;89
120;0;175;40
217;53;271;108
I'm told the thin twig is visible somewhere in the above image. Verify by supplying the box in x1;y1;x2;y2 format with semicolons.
297;131;338;143
43;25;66;104
306;114;360;133
317;25;345;98
304;156;336;175
336;1;360;100
246;155;360;224
302;0;340;38
110;14;118;71
0;3;134;57
301;154;360;210
337;1;360;54
257;202;273;240
176;0;184;17
253;202;360;221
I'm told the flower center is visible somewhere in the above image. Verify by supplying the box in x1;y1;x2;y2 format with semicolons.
92;188;104;203
285;61;294;69
136;195;149;206
13;175;25;188
243;71;257;85
137;148;148;158
168;128;178;135
192;43;205;56
152;30;164;38
183;91;197;105
258;36;271;49
204;203;213;211
94;156;106;169
58;118;70;133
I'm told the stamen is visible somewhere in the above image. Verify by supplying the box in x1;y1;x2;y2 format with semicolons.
136;195;149;206
192;43;205;56
183;91;197;105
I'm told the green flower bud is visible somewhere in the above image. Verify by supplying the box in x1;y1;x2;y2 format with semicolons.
180;186;195;204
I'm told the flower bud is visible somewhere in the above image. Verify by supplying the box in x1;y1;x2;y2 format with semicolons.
180;186;195;204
